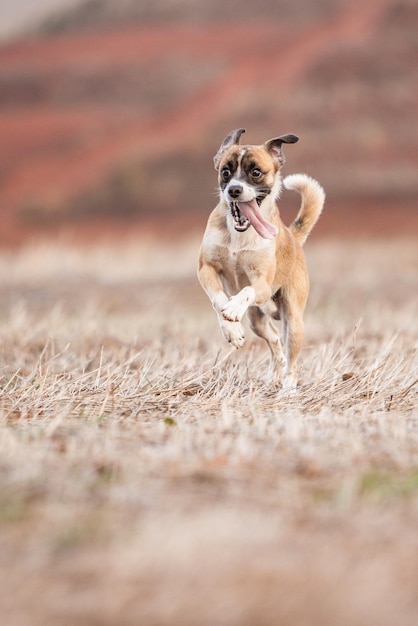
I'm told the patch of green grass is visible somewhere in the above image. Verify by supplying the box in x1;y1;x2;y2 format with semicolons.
359;470;418;502
0;494;32;524
52;513;109;555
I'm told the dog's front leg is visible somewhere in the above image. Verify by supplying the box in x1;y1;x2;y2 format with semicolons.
221;286;256;322
198;261;245;349
221;277;272;323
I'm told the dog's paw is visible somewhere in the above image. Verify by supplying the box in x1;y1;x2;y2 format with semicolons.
282;372;298;393
221;287;255;322
221;301;242;323
220;320;245;349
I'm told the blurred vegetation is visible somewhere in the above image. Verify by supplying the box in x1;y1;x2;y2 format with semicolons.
0;0;417;234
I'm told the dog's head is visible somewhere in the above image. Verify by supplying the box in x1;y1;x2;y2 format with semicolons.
213;129;298;238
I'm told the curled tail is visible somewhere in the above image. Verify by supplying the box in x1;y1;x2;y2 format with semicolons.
284;174;325;245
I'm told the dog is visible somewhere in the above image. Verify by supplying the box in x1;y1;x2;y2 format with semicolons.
197;128;325;390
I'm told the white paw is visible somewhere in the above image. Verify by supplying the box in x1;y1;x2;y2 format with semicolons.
220;320;245;349
221;299;244;322
221;287;255;322
282;372;298;393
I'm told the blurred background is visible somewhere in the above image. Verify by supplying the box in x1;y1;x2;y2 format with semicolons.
0;0;417;246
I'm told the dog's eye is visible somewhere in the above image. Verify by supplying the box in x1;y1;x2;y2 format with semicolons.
252;168;262;179
221;168;231;181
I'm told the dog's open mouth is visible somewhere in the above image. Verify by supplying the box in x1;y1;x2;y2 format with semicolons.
230;197;278;239
230;201;251;232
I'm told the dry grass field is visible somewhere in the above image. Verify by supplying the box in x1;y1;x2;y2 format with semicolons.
0;234;417;625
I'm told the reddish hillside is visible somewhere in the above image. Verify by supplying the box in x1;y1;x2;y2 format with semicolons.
0;0;416;243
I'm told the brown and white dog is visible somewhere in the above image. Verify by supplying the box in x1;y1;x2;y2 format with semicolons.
198;128;325;390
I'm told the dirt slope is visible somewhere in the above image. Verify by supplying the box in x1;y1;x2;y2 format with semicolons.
0;0;416;243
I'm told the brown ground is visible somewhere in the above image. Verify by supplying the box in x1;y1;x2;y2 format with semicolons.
0;235;417;625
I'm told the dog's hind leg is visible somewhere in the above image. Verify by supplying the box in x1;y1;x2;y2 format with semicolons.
248;306;285;383
281;308;304;391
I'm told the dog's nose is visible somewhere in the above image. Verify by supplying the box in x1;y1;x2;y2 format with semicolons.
228;185;243;199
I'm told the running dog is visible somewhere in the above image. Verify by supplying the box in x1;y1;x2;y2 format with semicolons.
198;128;325;390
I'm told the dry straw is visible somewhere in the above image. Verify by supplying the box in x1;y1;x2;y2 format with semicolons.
0;237;417;625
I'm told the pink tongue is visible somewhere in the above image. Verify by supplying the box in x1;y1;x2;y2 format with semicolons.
238;199;278;239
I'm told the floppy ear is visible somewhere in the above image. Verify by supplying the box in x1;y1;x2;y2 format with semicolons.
213;128;246;170
265;133;299;166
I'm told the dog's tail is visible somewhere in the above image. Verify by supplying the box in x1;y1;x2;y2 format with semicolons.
284;174;325;246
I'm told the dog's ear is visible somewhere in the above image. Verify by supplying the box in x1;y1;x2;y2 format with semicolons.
213;128;246;170
265;134;299;166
